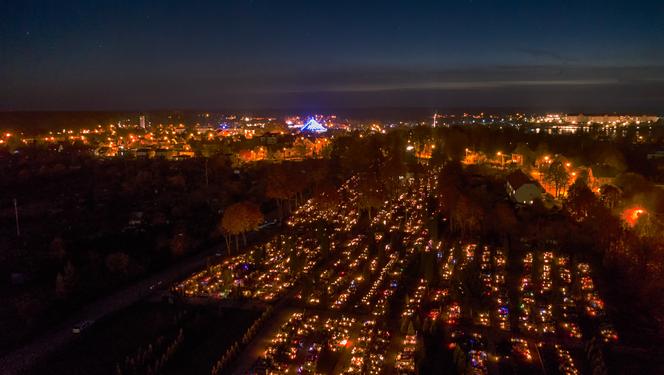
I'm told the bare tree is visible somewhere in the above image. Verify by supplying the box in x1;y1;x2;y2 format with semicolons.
543;160;570;197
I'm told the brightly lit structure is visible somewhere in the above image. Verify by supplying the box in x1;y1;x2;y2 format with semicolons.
300;118;327;133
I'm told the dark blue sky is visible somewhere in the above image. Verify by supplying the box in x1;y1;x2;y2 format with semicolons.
2;0;663;111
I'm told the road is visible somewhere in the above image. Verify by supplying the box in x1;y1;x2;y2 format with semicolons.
0;227;278;375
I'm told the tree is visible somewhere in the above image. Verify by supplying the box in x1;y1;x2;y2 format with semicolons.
381;144;408;192
220;202;264;253
303;159;330;191
289;251;306;275
169;232;189;257
599;184;621;209
599;147;627;172
265;166;296;219
106;252;131;276
493;201;518;237
292;138;308;159
634;213;662;241
357;173;385;220
430;140;445;166
534;143;551;162
313;185;341;214
221;203;245;254
14;293;43;326
49;237;67;261
543;160;570;197
287;167;310;207
437;161;463;216
55;261;77;299
575;168;591;186
565;178;598;221
614;172;650;198
55;273;67;299
241;202;264;245
442;129;469;161
451;194;484;237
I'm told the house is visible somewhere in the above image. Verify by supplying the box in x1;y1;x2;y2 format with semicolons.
155;148;174;159
506;170;543;204
511;153;524;166
259;131;282;145
646;150;664;160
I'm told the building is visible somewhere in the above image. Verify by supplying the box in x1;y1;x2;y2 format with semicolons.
510;153;524;166
139;115;146;129
260;132;280;145
563;114;659;124
300;118;327;133
506;170;543;204
646;150;664;160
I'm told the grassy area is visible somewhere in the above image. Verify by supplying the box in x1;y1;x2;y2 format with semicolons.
163;306;261;375
28;301;182;375
27;301;261;375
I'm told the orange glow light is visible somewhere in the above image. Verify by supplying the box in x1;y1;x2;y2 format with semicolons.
622;207;646;227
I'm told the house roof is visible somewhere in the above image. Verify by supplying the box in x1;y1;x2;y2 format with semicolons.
506;169;535;190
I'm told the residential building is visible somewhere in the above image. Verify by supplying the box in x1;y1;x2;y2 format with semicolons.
506;170;543;204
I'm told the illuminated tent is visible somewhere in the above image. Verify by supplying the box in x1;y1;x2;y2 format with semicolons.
300;118;327;133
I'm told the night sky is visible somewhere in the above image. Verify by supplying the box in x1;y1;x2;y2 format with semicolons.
2;0;663;112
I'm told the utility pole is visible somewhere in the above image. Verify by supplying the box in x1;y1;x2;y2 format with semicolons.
13;198;20;237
